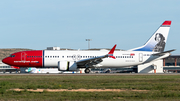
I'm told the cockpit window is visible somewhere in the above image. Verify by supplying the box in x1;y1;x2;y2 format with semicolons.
9;55;15;57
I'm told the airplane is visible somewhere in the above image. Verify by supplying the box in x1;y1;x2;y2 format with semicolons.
25;67;83;74
25;67;61;73
2;21;174;73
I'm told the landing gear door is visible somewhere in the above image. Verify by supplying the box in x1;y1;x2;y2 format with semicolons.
21;52;26;61
139;53;143;62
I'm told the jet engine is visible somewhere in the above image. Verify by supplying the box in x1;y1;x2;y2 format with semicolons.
58;61;77;71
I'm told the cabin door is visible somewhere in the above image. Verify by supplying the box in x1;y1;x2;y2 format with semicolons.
21;52;26;61
139;53;143;62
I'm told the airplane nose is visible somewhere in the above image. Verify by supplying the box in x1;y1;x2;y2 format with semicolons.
2;58;8;64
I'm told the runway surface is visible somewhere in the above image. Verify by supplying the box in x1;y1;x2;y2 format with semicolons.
0;73;180;76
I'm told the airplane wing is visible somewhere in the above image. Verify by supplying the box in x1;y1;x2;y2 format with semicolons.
152;49;175;56
76;44;117;68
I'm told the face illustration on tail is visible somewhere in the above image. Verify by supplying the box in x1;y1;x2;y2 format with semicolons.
153;33;165;52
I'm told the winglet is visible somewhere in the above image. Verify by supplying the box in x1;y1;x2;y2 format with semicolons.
108;44;117;54
108;44;117;59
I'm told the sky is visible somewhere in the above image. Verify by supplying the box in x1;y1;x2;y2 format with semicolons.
0;0;180;54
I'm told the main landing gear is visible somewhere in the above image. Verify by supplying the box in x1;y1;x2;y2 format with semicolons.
85;68;91;73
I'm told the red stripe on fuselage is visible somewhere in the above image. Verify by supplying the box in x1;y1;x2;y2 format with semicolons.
2;50;43;67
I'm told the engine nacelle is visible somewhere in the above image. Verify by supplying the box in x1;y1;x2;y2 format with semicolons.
58;61;77;71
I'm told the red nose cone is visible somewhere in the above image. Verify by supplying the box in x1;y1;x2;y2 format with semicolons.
2;57;11;65
2;58;8;64
2;57;14;66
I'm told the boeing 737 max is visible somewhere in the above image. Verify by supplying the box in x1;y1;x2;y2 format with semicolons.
2;21;174;73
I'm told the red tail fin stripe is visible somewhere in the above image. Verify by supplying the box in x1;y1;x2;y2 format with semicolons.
108;44;117;54
162;21;171;25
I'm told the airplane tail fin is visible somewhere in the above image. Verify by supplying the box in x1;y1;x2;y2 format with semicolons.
128;21;171;52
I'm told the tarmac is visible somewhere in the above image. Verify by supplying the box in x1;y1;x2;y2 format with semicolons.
0;73;180;75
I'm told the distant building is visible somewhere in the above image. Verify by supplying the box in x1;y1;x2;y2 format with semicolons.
0;61;19;73
0;61;11;68
163;55;180;73
47;47;60;50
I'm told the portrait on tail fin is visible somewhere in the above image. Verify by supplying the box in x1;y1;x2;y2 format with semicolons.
153;33;166;52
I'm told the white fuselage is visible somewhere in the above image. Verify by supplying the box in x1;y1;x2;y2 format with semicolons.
43;50;165;68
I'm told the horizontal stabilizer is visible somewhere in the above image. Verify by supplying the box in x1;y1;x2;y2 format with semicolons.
152;49;175;56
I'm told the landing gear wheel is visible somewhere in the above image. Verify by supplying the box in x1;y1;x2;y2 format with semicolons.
18;70;21;74
85;68;90;74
